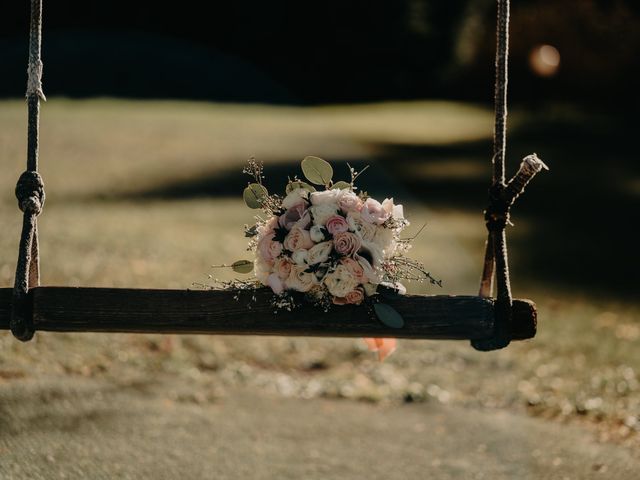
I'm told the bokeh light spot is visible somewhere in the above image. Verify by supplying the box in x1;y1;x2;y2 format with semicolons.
529;44;561;77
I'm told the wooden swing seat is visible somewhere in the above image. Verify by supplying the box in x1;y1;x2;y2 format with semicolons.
0;287;536;340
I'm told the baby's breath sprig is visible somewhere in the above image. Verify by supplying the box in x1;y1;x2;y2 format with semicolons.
385;256;442;287
242;157;264;185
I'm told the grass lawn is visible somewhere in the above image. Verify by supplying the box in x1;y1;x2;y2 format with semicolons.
0;99;638;450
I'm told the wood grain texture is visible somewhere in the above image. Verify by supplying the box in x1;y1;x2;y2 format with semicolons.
0;287;536;341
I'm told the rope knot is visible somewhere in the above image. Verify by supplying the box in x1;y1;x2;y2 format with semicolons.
26;59;46;101
484;184;511;232
15;170;45;216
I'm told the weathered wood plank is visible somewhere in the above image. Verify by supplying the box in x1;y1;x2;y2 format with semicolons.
0;287;536;340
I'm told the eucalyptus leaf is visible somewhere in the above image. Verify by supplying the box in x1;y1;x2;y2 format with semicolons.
301;156;333;186
243;183;268;209
286;180;316;194
331;181;352;190
373;303;405;329
231;260;254;274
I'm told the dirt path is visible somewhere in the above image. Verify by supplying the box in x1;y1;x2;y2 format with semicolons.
1;375;637;480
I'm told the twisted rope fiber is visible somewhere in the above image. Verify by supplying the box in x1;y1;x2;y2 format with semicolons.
474;0;547;351
11;0;45;341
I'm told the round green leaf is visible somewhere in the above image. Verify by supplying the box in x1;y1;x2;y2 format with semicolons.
301;156;333;186
231;260;254;274
243;183;268;209
331;181;352;190
373;303;405;329
286;180;316;194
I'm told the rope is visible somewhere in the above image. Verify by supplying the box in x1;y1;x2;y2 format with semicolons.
472;0;547;351
11;0;46;342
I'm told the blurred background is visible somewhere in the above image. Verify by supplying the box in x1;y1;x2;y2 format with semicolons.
1;1;639;478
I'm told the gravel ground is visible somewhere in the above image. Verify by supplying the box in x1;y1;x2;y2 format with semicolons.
1;375;638;480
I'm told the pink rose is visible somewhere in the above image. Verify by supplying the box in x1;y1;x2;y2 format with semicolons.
257;232;283;264
333;232;361;257
360;198;390;225
267;273;285;294
284;226;314;251
338;190;363;213
340;257;365;283
274;257;293;279
325;215;349;235
333;287;365;305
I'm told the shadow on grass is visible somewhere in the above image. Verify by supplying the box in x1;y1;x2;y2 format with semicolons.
115;113;638;300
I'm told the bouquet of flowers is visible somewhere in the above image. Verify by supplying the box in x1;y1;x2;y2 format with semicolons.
217;156;440;360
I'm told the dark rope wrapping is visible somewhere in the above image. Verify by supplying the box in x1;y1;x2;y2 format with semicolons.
11;0;45;341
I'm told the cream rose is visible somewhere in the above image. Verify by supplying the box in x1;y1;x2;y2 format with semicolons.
337;189;363;213
291;250;308;266
307;241;333;265
284;227;314;251
333;287;365;305
309;189;340;205
347;211;376;242
310;204;339;226
286;265;317;292
324;265;359;298
333;232;361;257
340;257;365;283
325;215;349;235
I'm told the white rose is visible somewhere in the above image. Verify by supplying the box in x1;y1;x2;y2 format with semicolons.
380;197;406;220
291;249;309;265
307;241;333;265
309;225;327;242
286;265;317;292
324;265;358;297
310;189;340;206
310;204;339;226
282;188;309;210
346;211;376;242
